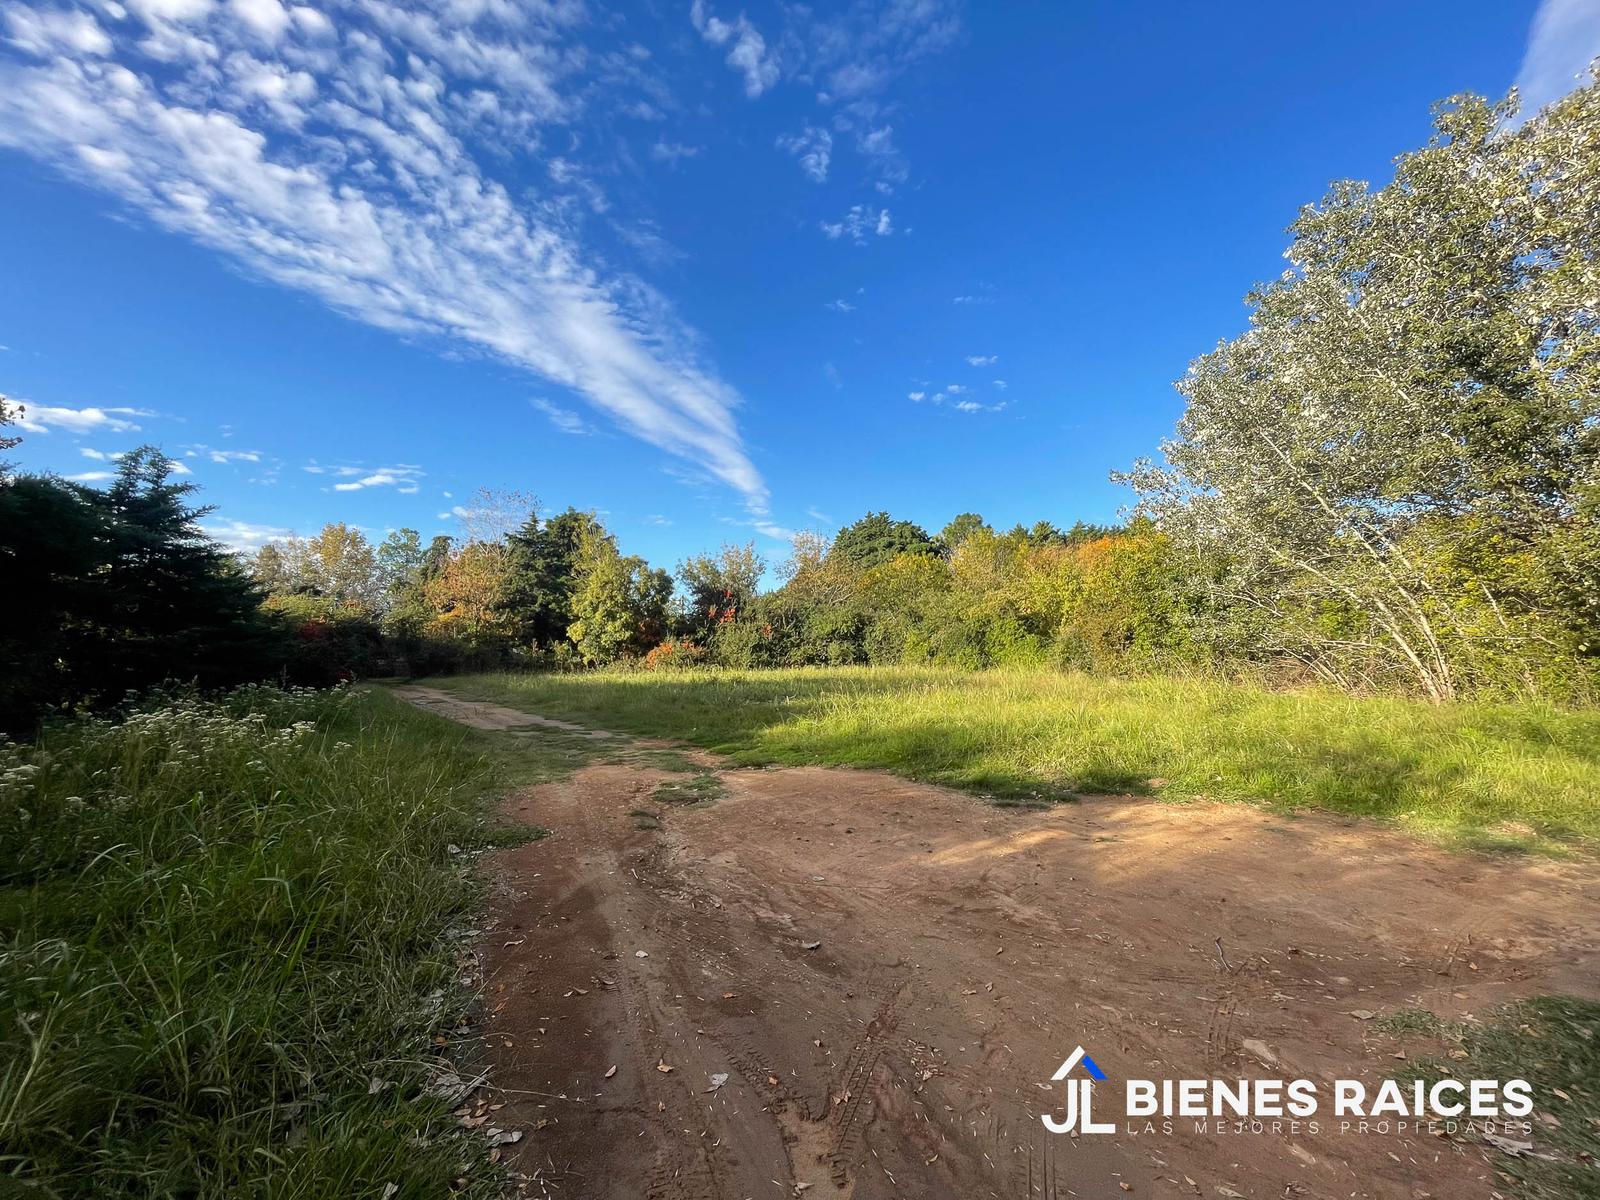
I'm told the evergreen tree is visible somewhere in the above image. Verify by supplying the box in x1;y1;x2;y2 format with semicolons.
830;512;936;570
503;507;603;647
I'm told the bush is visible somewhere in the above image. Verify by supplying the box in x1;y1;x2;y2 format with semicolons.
644;639;708;671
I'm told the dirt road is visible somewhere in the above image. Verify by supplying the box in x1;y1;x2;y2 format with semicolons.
394;685;1599;1200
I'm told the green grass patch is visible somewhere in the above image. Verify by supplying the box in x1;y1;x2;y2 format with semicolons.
1384;997;1600;1199
651;772;726;806
430;666;1600;852
0;685;538;1198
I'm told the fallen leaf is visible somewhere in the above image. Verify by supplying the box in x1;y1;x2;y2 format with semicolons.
604;1065;617;1079
706;1073;729;1092
656;1060;674;1074
1481;1130;1533;1156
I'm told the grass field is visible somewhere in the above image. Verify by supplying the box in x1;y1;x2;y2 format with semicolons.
434;667;1600;853
0;685;545;1198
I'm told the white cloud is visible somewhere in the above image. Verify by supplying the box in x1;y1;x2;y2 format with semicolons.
201;517;290;551
530;395;589;435
1514;0;1600;118
907;390;926;402
14;403;149;434
776;125;831;182
5;7;113;56
645;513;672;526
207;448;262;464
965;354;997;366
0;0;774;525
67;469;114;482
825;297;855;312
329;464;424;493
993;379;1007;390
690;0;779;98
649;140;700;165
229;0;288;41
820;205;892;244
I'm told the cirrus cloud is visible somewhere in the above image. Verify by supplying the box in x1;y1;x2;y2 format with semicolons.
0;0;774;523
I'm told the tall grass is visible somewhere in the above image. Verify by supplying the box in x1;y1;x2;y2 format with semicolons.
439;667;1600;851
0;685;511;1198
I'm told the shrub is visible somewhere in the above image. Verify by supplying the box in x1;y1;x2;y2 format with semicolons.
643;639;708;671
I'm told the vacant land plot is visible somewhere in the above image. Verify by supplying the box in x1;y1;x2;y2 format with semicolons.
436;668;1600;852
396;684;1600;1200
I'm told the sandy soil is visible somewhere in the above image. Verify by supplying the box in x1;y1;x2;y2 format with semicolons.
394;685;1600;1200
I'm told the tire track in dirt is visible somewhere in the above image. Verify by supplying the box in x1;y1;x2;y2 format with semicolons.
396;685;1600;1200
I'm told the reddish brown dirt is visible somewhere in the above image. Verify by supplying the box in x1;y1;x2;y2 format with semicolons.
396;687;1600;1200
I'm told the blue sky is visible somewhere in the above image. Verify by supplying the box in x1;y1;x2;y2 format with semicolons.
2;0;1597;567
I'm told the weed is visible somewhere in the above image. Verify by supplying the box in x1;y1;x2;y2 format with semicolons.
1386;997;1600;1200
652;772;726;806
0;686;521;1197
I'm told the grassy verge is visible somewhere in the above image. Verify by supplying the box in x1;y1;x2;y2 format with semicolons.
431;667;1600;852
1379;998;1600;1199
0;684;534;1198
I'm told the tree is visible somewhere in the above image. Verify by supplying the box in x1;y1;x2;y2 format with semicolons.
0;395;22;467
422;540;514;652
0;447;277;731
1117;79;1600;699
251;524;382;608
567;526;672;665
503;507;604;647
830;512;936;570
376;528;426;604
454;486;536;545
938;513;990;554
676;541;765;639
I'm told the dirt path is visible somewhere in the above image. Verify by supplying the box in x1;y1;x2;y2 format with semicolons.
394;685;1600;1200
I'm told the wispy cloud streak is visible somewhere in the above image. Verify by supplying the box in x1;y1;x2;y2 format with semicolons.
1514;0;1600;118
0;0;772;516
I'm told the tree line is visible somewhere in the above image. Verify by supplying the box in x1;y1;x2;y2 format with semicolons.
2;75;1596;729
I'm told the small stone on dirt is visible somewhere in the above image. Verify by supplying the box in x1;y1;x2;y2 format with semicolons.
1241;1038;1279;1067
635;950;649;958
